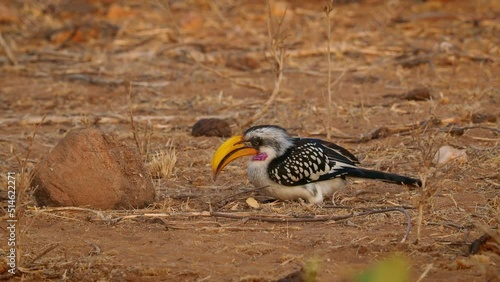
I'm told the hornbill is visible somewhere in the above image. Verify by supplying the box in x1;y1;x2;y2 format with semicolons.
211;125;421;203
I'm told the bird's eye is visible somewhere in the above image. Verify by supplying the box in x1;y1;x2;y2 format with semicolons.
250;137;262;148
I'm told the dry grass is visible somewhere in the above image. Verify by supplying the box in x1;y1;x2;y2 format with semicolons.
149;140;177;179
128;89;154;161
410;131;448;243
8;116;47;272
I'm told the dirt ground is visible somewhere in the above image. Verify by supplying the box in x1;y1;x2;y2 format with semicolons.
0;0;499;281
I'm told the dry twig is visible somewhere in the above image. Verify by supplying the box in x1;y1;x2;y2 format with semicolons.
28;243;59;265
0;114;231;127
116;207;411;242
60;73;171;88
30;204;412;242
416;264;434;282
31;206;109;221
351;116;465;143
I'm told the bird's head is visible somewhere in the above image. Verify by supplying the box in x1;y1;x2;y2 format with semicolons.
211;125;294;180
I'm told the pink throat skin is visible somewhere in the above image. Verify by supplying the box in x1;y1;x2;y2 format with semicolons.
251;152;268;161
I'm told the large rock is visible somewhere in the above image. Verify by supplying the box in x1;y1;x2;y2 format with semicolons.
32;128;155;209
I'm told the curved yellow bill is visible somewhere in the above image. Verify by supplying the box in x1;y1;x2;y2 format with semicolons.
211;135;258;180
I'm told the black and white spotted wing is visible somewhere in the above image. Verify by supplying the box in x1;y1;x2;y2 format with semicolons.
267;138;360;186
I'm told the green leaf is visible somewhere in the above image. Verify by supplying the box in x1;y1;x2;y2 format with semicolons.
355;255;410;282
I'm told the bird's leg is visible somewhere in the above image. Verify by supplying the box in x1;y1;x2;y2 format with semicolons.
330;190;345;206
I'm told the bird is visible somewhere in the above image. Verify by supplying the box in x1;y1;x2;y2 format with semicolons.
211;125;422;204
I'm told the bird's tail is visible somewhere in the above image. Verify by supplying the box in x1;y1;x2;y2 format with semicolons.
345;167;422;187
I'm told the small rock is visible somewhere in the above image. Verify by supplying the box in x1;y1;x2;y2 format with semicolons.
32;128;155;210
471;113;497;124
225;54;261;70
469;233;499;255
432;145;467;165
192;118;231;137
402;88;432;101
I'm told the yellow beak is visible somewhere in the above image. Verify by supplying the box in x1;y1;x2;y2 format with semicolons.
211;135;259;180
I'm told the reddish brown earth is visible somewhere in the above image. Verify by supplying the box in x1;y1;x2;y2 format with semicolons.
0;0;498;281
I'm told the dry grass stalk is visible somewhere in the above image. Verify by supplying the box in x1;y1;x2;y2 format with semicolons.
321;2;349;139
28;243;59;265
242;0;287;128
0;31;17;65
129;116;153;160
411;130;447;243
149;140;177;179
128;89;153;160
324;1;335;139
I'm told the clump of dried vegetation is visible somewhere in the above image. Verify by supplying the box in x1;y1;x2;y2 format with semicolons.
128;91;154;161
411;129;448;243
3;116;45;274
149;140;177;180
